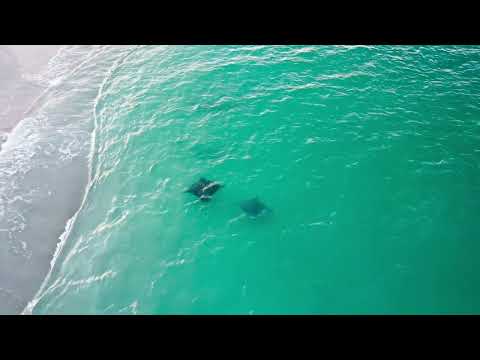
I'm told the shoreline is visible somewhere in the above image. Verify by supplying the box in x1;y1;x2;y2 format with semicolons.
0;46;62;135
0;45;129;314
0;45;70;314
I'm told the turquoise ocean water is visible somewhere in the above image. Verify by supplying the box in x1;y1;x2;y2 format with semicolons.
22;45;480;314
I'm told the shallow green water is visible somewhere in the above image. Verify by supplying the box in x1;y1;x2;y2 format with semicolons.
29;45;480;314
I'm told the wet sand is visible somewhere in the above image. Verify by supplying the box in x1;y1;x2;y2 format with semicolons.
0;46;62;133
0;45;65;313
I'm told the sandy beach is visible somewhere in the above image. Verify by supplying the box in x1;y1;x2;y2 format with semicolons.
0;45;130;314
1;45;135;314
0;46;62;134
0;45;65;313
